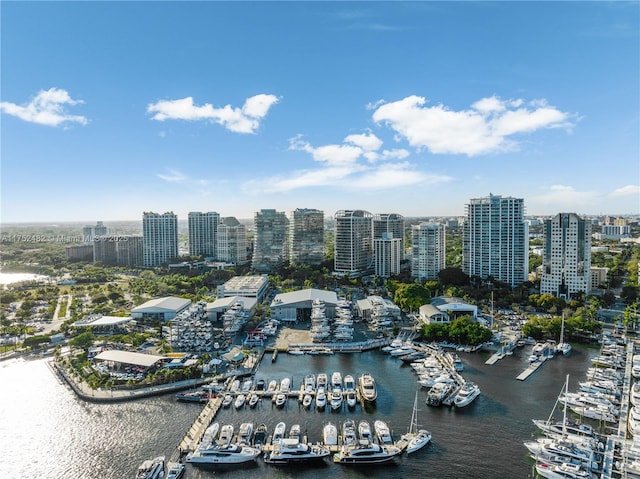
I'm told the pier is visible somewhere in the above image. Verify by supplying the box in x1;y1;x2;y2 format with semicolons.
178;397;222;454
516;356;547;381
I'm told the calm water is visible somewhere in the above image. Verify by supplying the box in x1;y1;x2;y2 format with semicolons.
0;345;598;479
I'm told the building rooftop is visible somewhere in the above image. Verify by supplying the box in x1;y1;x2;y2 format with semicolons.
271;288;338;307
93;350;166;368
131;297;191;313
74;315;133;328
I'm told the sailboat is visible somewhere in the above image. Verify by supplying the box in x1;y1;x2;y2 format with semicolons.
402;391;431;454
556;312;572;356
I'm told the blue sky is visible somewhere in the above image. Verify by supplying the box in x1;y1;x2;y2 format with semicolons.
1;1;638;223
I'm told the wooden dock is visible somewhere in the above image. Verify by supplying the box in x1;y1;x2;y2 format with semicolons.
516;356;547;381
178;397;222;454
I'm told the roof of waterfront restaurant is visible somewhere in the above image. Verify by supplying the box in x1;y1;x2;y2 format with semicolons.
206;296;257;311
270;288;338;307
93;350;167;368
131;296;191;313
74;315;133;327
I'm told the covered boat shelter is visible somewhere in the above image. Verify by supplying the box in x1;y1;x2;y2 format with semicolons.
269;288;338;322
93;350;167;372
73;315;133;335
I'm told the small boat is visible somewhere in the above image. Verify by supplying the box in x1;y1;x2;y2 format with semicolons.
346;390;357;409
234;394;246;409
135;456;165;479
279;377;291;393
176;390;211;403
316;373;328;390
555;312;572;357
272;421;286;444
197;422;220;451
316;388;327;409
304;374;316;393
323;422;338;446
267;380;278;393
217;424;234;446
453;382;481;408
274;393;287;408
255;379;266;391
253;423;268;447
288;424;301;440
166;462;185;479
535;461;590;479
221;394;233;408
374;420;393;445
302;393;313;409
288;348;305;355
330;388;343;411
248;392;259;408
331;371;343;390
403;391;432;454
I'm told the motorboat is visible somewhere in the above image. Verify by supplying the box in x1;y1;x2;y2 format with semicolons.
279;377;291;393
264;438;331;464
358;373;377;402
316;373;328;390
229;379;241;393
165;462;185;479
176;390;211;403
403;392;431;454
267;380;277;393
344;374;356;392
333;441;402;464
288;424;301;441
302;393;312;409
253;423;268;447
238;422;254;445
274;393;287;408
374;420;393;445
135;456;165;479
323;422;338;446
331;371;343;390
197;422;220;451
342;419;358;446
315;388;327;409
241;378;253;392
330;388;343;410
217;424;234;447
234;394;246;409
248;392;259;408
358;420;374;443
272;421;286;444
535;461;591;479
426;382;454;407
304;374;316;393
287;348;304;355
453;381;481;408
221;394;233;408
186;443;262;465
346;390;357;408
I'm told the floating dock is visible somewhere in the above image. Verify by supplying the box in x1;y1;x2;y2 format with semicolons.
516;356;547;381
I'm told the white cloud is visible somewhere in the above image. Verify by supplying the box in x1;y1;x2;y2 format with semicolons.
609;185;640;198
157;168;211;195
530;184;596;209
372;95;574;156
147;93;280;134
0;87;88;127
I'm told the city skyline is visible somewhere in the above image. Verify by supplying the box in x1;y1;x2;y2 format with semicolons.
1;2;639;223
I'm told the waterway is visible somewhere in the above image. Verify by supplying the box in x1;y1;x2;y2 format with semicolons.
1;343;599;479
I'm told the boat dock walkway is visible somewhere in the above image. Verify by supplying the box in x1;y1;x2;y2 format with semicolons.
516;356;547;381
287;337;393;353
178;397;222;454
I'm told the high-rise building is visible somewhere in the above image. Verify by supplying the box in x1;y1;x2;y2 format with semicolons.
334;210;373;277
374;232;402;278
411;223;446;281
82;221;108;243
142;211;178;268
188;211;220;258
94;235;143;267
217;217;248;265
252;209;289;272
373;213;405;260
540;213;591;298
462;194;528;287
287;208;324;266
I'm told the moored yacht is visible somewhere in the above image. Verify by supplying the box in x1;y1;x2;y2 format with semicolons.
135;456;165;479
166;462;185;479
264;438;331;464
358;373;378;403
323;422;338;446
535;461;591;479
374;420;393;445
453;381;481;408
186;443;262;465
333;441;401;464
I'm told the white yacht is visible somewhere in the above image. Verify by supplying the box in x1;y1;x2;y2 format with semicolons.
342;419;357;446
331;371;343;390
358;420;374;443
238;422;254;445
374;420;393;445
315;388;327;409
264;438;330;464
272;421;286;444
197;423;220;451
316;373;328;390
453;382;481;408
186;444;262;465
330;388;343;410
323;422;338;446
135;456;165;479
279;377;291;393
426;382;454;406
333;441;401;464
217;424;234;446
403;392;431;454
535;461;591;479
274;393;287;408
358;373;378;403
165;462;185;479
234;393;246;409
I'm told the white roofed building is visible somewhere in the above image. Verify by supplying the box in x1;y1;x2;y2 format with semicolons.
217;275;269;301
270;288;338;322
131;297;191;322
206;296;258;321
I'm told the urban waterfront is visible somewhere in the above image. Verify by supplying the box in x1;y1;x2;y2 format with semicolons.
2;344;600;479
